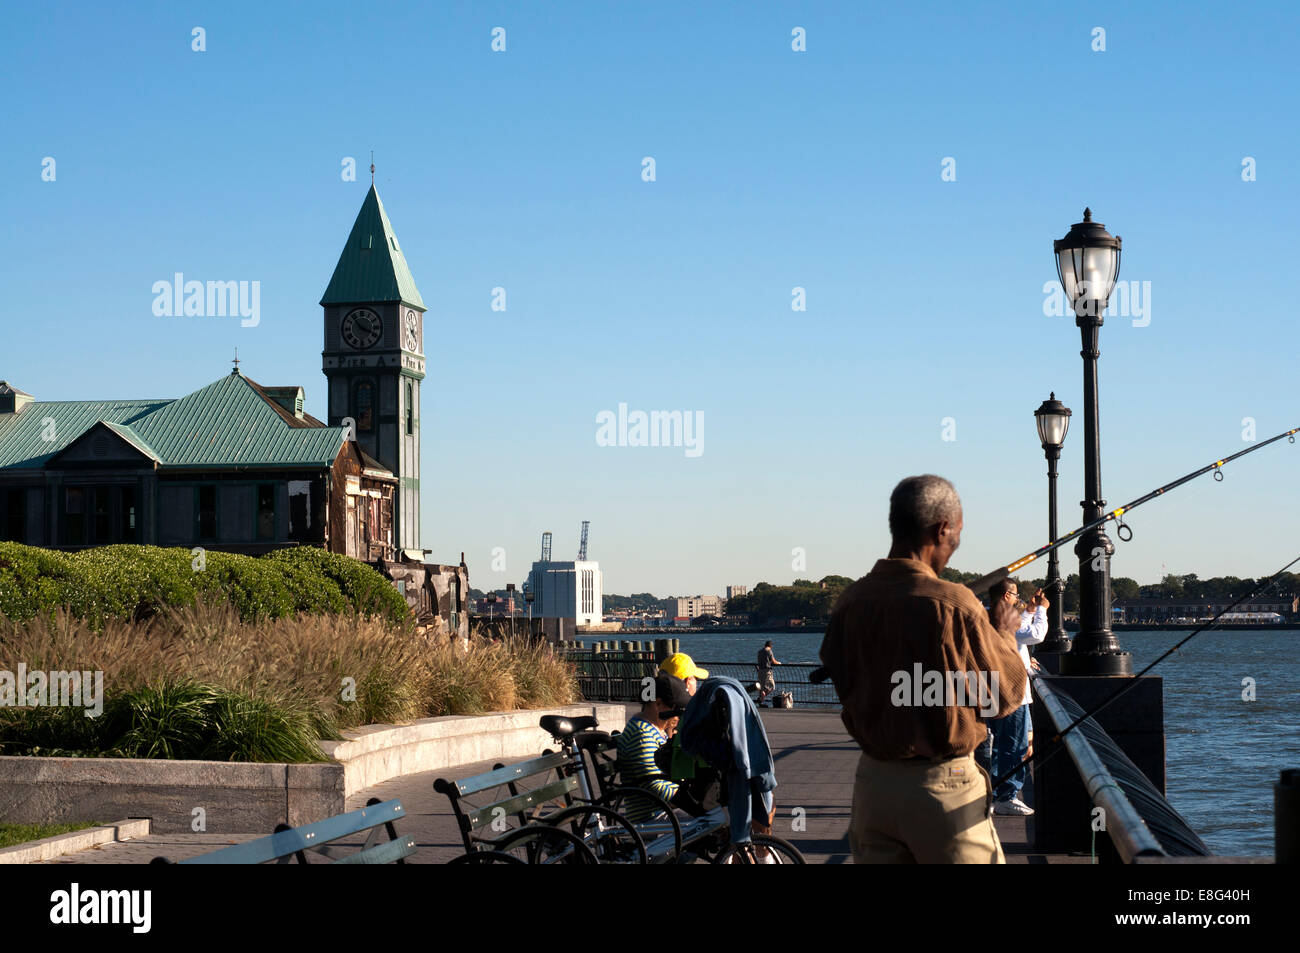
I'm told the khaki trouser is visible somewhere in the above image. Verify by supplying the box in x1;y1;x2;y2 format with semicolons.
850;750;1004;864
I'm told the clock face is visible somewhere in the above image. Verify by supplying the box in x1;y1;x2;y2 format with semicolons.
404;309;419;351
341;308;382;350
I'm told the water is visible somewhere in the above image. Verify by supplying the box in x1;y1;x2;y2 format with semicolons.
665;628;1300;857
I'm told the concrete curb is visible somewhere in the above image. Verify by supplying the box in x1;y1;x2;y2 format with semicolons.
0;756;343;835
322;703;627;797
0;818;151;865
0;703;629;833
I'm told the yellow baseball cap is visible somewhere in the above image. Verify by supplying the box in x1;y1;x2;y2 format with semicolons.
659;652;708;680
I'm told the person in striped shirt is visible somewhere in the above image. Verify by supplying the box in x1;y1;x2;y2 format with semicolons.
617;673;692;821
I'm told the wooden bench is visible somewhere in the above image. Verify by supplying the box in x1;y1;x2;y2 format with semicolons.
150;798;416;865
434;754;601;863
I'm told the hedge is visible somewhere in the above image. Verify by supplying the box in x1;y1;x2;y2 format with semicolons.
0;542;410;628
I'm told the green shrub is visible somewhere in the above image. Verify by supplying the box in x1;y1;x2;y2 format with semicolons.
265;547;410;627
70;546;199;622
0;543;95;622
194;552;295;622
0;543;409;628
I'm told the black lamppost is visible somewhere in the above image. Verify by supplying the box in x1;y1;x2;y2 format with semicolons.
506;583;516;640
525;586;535;632
1054;209;1132;676
1034;393;1072;665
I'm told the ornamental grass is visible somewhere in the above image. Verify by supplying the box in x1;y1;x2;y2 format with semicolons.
0;601;579;762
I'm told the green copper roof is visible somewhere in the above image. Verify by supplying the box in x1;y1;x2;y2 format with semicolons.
0;373;353;471
320;185;426;310
0;399;168;469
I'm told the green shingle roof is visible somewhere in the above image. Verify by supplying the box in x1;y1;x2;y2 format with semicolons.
320;185;426;310
0;372;351;471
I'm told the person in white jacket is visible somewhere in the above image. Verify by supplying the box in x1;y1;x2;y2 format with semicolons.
986;580;1047;815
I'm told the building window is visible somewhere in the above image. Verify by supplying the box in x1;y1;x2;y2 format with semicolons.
197;485;217;540
65;487;85;544
93;487;111;542
121;487;136;543
257;484;275;541
405;381;414;435
4;489;26;543
355;379;375;432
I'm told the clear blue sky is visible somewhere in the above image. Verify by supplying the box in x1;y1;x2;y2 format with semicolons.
4;1;1297;596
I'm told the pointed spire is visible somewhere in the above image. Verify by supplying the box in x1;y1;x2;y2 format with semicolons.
320;185;426;309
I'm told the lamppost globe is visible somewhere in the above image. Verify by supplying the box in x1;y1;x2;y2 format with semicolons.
1054;208;1122;318
1034;393;1072;449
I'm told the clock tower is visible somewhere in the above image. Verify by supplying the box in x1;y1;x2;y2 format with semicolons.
320;184;426;554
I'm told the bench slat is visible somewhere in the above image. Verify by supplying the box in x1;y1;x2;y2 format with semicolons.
465;776;580;832
180;799;406;865
333;836;418;865
438;752;573;798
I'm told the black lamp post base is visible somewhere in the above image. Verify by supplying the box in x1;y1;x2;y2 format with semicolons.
1059;649;1133;676
1033;639;1072;675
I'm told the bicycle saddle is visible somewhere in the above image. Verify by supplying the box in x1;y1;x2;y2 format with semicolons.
539;715;599;740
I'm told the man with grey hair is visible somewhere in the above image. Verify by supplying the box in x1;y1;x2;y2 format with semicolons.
819;474;1026;863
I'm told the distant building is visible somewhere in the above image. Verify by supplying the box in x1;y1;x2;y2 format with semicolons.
527;559;603;627
1115;596;1297;622
663;594;724;619
727;585;748;600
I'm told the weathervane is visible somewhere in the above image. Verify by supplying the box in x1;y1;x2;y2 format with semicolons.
370;151;375;185
232;348;241;374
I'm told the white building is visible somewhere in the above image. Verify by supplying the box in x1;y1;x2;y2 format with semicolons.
662;594;724;619
527;560;603;627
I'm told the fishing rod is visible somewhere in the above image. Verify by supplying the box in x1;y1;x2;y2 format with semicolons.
964;424;1299;599
809;424;1298;685
990;551;1300;790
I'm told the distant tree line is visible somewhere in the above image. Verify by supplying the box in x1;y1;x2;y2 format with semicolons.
475;570;1300;622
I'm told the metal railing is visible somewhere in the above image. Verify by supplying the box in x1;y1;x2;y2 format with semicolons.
1032;675;1205;862
558;649;841;708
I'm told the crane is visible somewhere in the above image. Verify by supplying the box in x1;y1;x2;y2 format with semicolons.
577;520;590;561
540;531;552;563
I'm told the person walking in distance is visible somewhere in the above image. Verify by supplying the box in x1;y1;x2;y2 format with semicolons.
756;641;781;706
818;474;1025;863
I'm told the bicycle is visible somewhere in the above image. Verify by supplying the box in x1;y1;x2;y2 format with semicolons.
540;714;806;865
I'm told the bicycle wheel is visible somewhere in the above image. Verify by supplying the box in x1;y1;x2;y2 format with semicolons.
542;804;647;864
600;786;683;861
447;850;527;864
714;833;807;865
490;824;599;864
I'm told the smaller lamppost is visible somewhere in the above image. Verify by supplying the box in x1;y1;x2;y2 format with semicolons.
506;583;516;640
525;586;535;632
1034;393;1072;666
487;593;497;625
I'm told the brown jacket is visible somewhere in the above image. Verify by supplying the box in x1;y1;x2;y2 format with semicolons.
819;558;1026;761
